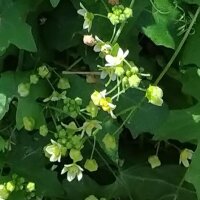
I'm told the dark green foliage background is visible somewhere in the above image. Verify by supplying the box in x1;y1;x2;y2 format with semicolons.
0;0;200;199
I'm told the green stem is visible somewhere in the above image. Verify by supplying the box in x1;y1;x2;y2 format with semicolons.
90;136;96;159
154;6;200;85
100;0;110;12
67;57;83;71
112;22;126;44
94;13;108;19
110;25;117;43
62;71;100;75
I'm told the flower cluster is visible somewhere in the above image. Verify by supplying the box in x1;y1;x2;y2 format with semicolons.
108;5;132;25
44;120;101;182
0;174;36;200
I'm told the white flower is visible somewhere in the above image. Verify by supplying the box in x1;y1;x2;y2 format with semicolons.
93;36;111;53
61;163;84;182
100;68;117;81
44;140;63;162
77;3;94;32
105;48;129;67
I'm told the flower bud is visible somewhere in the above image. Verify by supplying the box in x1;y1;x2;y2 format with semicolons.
39;125;48;137
6;181;15;192
84;159;98;172
102;133;116;151
30;74;39;85
69;149;83;162
148;155;161;169
23;116;35;131
18;83;30;97
26;182;35;192
83;35;95;46
128;75;141;88
146;85;163;106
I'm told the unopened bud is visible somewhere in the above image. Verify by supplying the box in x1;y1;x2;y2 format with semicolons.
83;35;95;46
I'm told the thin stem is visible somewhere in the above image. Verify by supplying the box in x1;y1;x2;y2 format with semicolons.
154;6;200;85
100;0;110;12
129;0;135;8
110;25;117;43
112;22;126;44
46;78;55;90
150;0;169;14
94;13;108;19
90;136;96;159
106;80;121;95
111;90;125;100
62;71;100;75
67;57;83;71
155;141;160;156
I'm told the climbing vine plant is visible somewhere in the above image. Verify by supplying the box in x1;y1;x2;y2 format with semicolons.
0;0;200;199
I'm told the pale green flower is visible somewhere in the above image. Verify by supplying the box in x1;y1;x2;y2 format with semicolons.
44;140;63;162
146;85;163;106
128;75;141;88
179;148;193;167
23;116;35;131
69;149;83;162
0;184;9;200
102;133;117;151
5;181;15;192
85;195;98;200
26;182;35;192
30;74;39;84
61;163;83;182
82;120;102;137
38;65;50;78
18;83;30;97
57;78;70;90
148;155;161;169
84;159;98;172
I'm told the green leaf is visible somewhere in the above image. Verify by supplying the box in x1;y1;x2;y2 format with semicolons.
0;0;38;54
0;71;50;130
42;1;82;51
142;0;180;49
186;143;200;200
154;68;200;142
181;20;200;66
104;166;197;200
50;0;60;7
118;90;169;138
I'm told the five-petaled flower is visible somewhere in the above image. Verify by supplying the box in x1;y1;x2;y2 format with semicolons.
61;163;84;182
105;48;129;67
179;148;193;167
44;140;63;162
77;3;94;32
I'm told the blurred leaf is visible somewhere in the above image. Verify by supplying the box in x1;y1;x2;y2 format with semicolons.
186;143;200;200
183;0;200;5
181;20;200;67
50;0;60;7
